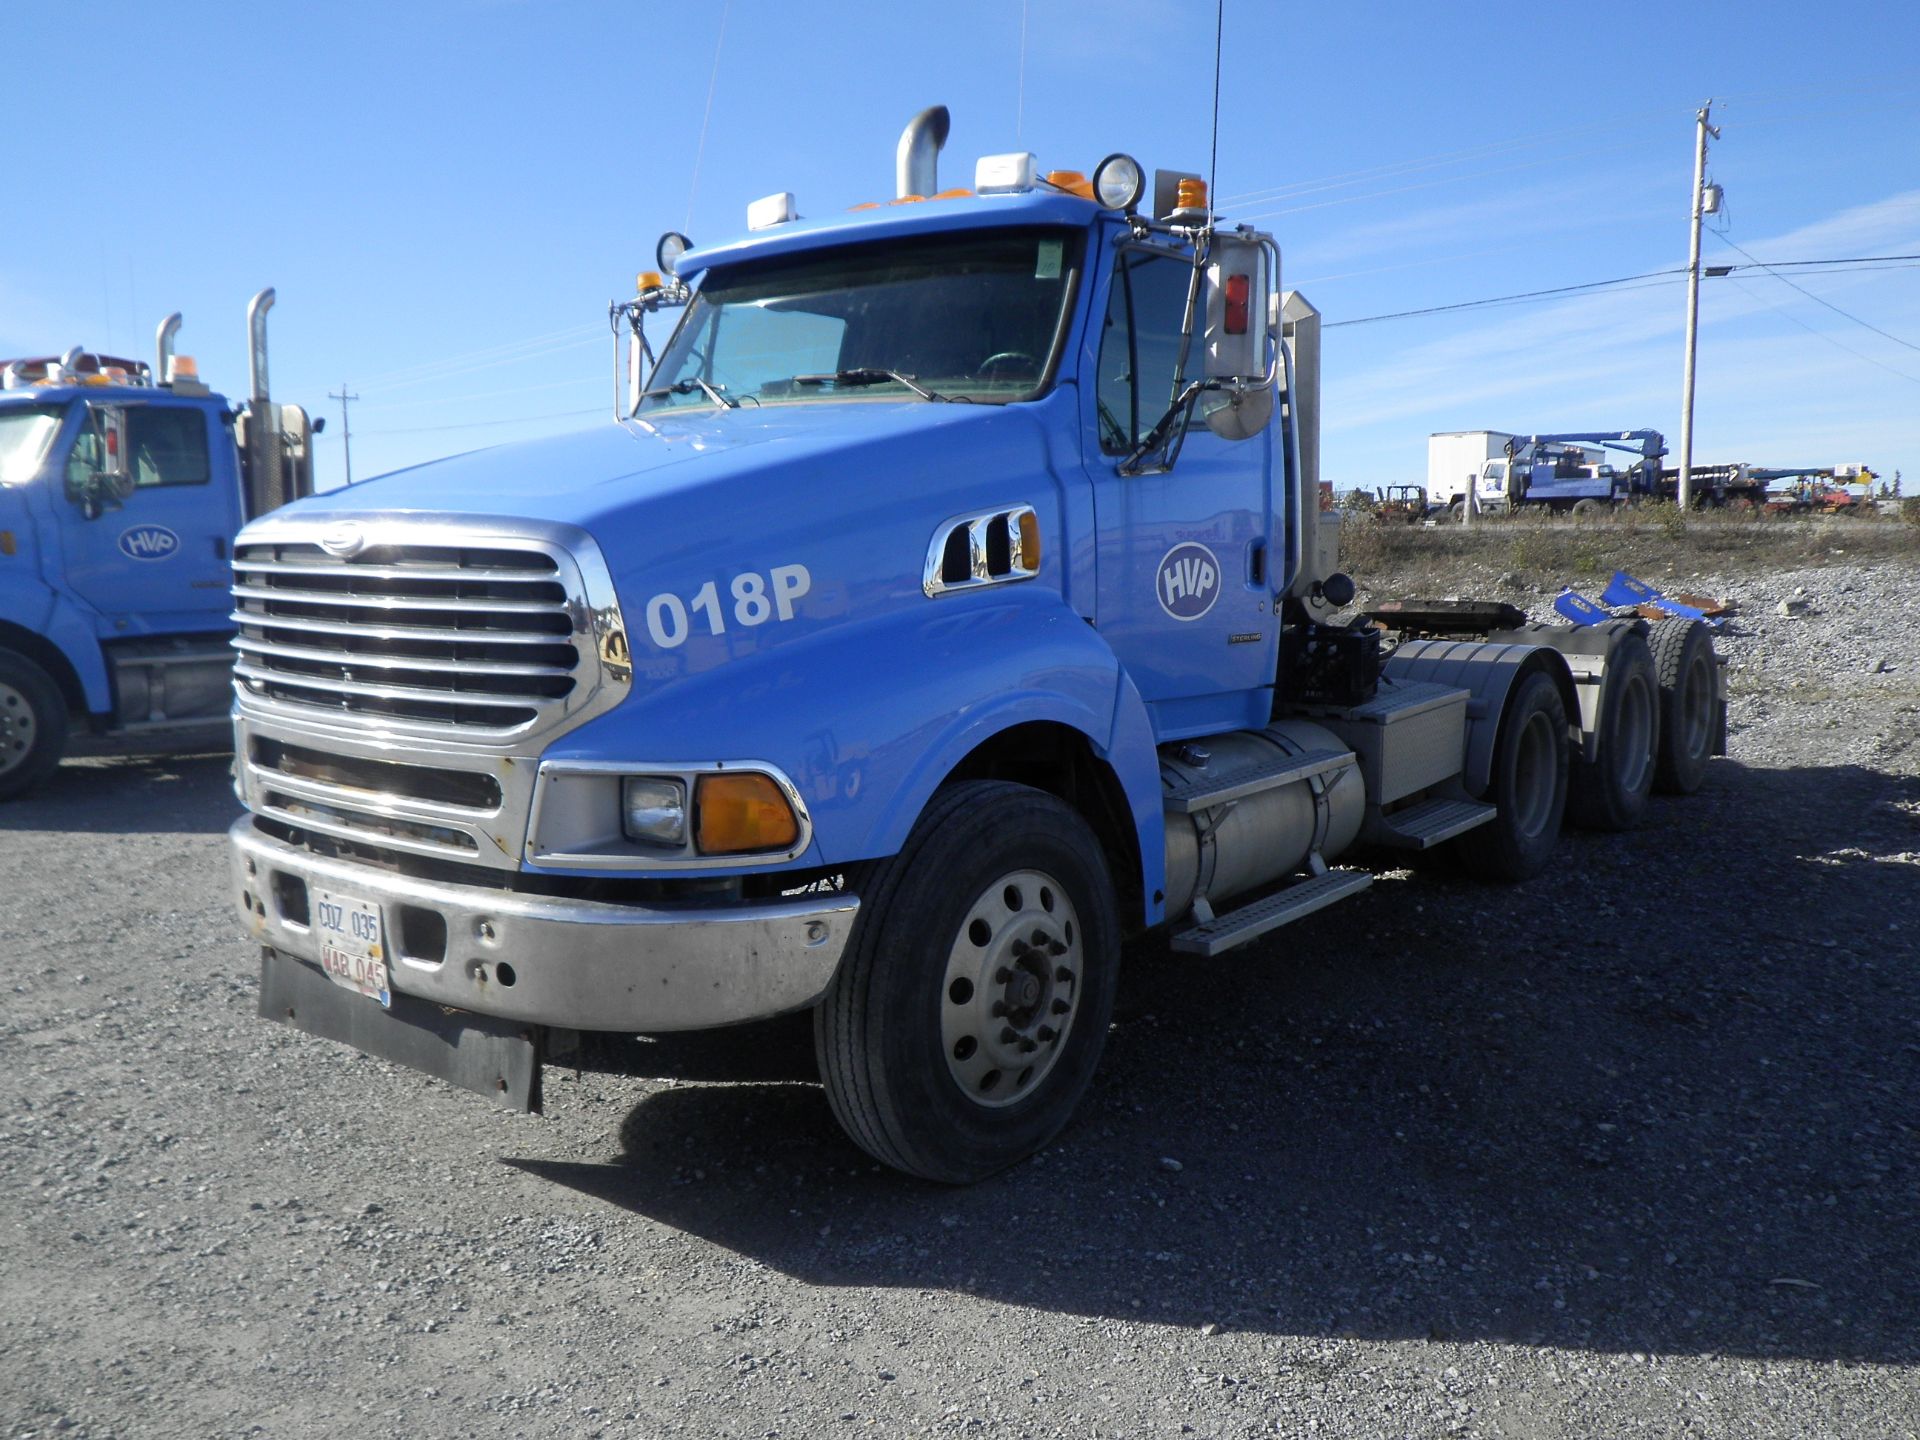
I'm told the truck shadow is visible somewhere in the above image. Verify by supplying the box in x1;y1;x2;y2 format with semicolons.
0;752;238;835
510;758;1920;1363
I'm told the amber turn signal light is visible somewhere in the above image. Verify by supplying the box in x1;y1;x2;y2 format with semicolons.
695;772;801;855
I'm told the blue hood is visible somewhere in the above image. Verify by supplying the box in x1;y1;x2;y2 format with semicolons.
283;402;1034;531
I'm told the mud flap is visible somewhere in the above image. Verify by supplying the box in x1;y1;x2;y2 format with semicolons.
258;947;543;1111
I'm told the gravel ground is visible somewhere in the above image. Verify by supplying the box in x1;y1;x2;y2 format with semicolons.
3;546;1917;1439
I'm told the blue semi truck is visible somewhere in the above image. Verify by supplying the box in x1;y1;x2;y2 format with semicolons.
228;111;1725;1181
0;292;316;797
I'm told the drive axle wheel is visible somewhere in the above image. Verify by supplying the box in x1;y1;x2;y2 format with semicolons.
0;650;67;802
1650;618;1716;794
1567;632;1659;831
815;780;1119;1183
1457;667;1568;882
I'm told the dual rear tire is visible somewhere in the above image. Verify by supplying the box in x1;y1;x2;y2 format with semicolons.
1457;667;1569;882
1568;632;1659;831
1650;618;1717;794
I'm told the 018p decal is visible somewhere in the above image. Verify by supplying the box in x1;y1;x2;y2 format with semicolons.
645;564;812;648
1156;542;1220;621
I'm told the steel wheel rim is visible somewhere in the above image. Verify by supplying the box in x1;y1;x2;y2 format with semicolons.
1614;671;1655;795
940;867;1082;1109
1511;709;1557;837
0;681;34;777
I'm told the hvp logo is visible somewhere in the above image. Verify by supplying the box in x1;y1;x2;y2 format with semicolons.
1156;542;1220;621
117;524;181;562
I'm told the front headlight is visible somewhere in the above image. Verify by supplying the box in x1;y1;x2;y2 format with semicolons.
621;777;687;847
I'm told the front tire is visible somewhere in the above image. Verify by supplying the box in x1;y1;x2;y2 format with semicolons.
0;649;68;802
815;780;1120;1183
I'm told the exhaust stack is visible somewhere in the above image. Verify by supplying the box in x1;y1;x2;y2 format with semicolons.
895;105;950;200
242;288;286;517
156;312;183;385
247;288;276;407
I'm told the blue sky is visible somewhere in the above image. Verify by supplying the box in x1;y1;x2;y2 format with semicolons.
6;0;1917;493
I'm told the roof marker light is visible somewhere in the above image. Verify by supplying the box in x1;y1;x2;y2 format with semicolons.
974;152;1038;195
746;192;798;230
1045;169;1093;199
1173;177;1210;217
1092;153;1145;212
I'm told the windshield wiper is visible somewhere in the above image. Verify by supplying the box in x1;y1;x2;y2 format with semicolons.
638;377;738;409
793;368;951;402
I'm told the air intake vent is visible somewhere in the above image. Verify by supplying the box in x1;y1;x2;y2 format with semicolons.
923;505;1040;598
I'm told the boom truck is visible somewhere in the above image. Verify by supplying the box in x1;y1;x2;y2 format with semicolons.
1434;430;1669;517
227;110;1726;1183
0;292;317;797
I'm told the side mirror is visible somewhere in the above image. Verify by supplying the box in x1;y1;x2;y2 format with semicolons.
64;405;133;516
1202;233;1275;441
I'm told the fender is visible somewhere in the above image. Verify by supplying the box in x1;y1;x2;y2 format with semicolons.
0;571;112;713
1385;639;1577;798
1488;618;1650;763
544;586;1167;921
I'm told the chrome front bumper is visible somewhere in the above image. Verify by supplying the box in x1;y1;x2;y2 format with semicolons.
230;818;858;1032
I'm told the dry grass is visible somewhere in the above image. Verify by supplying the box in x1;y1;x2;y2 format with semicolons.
1341;507;1918;592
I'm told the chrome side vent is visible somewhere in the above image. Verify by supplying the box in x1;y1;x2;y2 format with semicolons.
923;505;1040;598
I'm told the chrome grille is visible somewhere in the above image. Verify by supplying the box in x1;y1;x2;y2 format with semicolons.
232;541;585;738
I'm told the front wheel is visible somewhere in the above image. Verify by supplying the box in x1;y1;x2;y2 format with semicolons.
814;780;1120;1183
0;649;68;802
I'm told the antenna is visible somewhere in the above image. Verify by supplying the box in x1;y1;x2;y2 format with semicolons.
1207;0;1224;209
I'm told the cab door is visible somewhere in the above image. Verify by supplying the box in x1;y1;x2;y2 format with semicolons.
55;400;241;630
1083;246;1278;740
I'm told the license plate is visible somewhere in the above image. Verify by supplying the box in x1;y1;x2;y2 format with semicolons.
313;887;391;1008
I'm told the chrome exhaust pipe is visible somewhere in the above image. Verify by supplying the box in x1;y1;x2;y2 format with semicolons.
895;105;950;200
247;288;276;406
155;312;183;385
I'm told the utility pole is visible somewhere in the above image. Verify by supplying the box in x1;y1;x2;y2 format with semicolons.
1678;101;1720;512
328;383;359;486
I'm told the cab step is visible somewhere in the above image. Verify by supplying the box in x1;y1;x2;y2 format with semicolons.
1372;797;1497;850
1170;869;1374;958
1164;746;1354;814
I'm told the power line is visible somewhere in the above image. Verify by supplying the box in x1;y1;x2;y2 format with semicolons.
1216;110;1676;209
357;406;602;437
1325;268;1687;327
1720;275;1920;386
352;321;600;388
1233;137;1660;224
1321;253;1920;329
1714;234;1920;354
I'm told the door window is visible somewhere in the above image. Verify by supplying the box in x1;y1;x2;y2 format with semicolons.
125;407;210;487
1096;252;1203;454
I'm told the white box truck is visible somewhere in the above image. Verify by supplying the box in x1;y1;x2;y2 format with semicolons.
1428;431;1513;516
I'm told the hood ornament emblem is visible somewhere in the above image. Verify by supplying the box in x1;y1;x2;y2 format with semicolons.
319;522;367;558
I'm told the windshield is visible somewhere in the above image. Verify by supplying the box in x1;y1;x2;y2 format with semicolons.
0;405;65;486
640;227;1084;412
